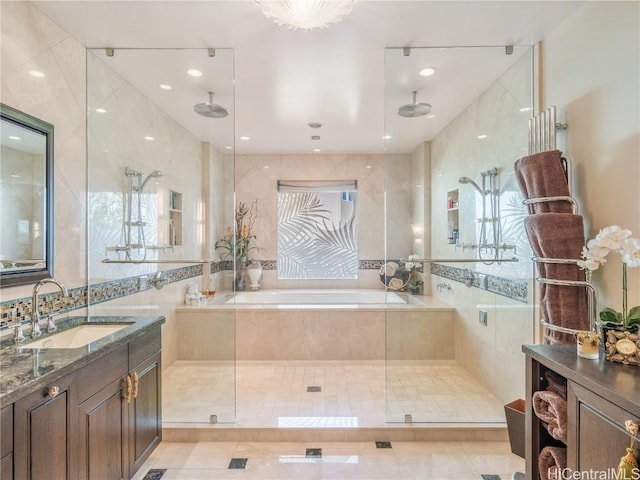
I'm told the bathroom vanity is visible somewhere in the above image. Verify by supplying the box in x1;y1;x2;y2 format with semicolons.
524;345;640;479
0;315;164;480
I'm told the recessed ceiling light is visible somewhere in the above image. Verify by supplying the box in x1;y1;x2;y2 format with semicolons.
477;134;488;139
8;136;21;140
95;108;107;113
313;148;321;152
240;136;250;141
519;107;532;112
366;165;372;169
224;146;233;150
186;69;202;77
159;84;173;90
29;70;45;78
383;135;392;140
419;67;436;77
263;165;270;169
11;174;20;178
144;136;155;141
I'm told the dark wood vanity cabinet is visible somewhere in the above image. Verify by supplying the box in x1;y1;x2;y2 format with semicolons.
13;372;78;480
4;326;162;480
127;329;162;479
524;345;640;480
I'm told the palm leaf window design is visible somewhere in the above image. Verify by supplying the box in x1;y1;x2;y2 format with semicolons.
277;180;358;279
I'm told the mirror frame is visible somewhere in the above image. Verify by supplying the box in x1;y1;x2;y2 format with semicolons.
0;103;54;287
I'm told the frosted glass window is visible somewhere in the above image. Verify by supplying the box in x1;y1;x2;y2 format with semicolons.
277;181;358;279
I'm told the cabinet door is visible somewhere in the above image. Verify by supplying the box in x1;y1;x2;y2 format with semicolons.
77;377;128;480
14;377;76;480
128;354;161;478
568;381;640;473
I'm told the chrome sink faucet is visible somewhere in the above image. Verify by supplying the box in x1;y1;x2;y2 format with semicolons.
31;278;69;338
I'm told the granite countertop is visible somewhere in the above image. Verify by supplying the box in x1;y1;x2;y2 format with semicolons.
0;315;165;407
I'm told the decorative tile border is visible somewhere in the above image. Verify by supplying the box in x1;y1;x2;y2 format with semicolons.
430;263;527;303
0;263;204;331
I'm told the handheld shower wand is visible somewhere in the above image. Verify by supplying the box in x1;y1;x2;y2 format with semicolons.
458;176;485;195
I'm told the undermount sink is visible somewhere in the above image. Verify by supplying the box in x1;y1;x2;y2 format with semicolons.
22;324;130;349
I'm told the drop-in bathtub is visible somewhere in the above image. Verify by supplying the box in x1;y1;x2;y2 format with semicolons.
228;289;407;305
176;289;455;361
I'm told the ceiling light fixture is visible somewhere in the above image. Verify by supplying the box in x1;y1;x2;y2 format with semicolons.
29;70;46;78
225;146;233;150
313;148;321;152
256;0;354;31
95;108;107;113
419;67;436;77
240;136;250;141
382;135;392;140
187;69;203;77
8;136;21;140
477;134;488;139
144;136;155;141
159;84;173;90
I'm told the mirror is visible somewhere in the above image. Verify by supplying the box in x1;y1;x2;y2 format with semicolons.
0;104;54;287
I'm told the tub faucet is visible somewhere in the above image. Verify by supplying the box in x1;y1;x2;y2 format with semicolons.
31;278;69;338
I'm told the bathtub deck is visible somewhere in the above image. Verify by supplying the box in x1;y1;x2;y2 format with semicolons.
162;360;505;432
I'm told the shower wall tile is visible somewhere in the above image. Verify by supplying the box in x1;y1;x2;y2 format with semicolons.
430;50;534;405
1;1;87;302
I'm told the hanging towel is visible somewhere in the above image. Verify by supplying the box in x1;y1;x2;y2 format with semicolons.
524;213;588;344
533;390;568;442
514;150;572;214
538;446;567;480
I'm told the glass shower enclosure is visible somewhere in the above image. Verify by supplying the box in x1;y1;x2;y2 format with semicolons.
383;45;535;424
86;47;237;424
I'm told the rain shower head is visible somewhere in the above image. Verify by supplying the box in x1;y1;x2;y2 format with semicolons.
194;91;228;118
398;91;431;118
139;170;164;191
458;176;484;195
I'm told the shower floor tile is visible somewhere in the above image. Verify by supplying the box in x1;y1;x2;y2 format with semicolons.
162;360;505;426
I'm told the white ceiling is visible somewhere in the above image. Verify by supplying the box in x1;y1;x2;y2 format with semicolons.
34;1;582;155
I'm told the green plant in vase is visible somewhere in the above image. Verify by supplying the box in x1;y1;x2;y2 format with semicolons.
215;200;259;290
578;225;640;365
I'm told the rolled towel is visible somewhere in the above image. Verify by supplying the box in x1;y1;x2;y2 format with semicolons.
524;214;588;344
545;370;567;400
538;446;567;480
533;390;568;442
514;150;573;214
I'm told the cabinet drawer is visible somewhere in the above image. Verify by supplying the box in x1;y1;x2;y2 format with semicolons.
1;404;12;458
76;344;128;404
129;327;160;369
568;381;640;473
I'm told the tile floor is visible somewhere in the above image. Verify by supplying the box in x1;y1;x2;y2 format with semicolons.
134;440;525;480
162;360;505;426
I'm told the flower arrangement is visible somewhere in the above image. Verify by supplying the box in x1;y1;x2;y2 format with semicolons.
215;200;259;264
577;225;640;330
403;254;420;272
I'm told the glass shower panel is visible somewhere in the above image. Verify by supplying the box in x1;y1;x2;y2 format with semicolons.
87;47;236;424
384;45;534;423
